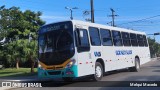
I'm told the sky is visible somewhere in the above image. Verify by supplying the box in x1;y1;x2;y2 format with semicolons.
0;0;160;42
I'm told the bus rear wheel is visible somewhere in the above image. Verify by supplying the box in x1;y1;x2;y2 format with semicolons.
92;62;103;81
129;58;140;72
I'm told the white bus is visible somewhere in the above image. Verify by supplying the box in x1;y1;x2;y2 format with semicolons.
38;20;150;81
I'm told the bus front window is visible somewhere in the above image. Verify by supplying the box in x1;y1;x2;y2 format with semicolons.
39;35;45;53
56;30;73;51
38;22;74;65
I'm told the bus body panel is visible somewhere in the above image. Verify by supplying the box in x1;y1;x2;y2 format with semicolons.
38;20;151;79
72;20;150;77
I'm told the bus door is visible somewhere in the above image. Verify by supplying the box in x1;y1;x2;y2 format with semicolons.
75;28;94;76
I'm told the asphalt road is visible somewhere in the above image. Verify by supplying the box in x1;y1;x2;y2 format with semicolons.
2;58;160;90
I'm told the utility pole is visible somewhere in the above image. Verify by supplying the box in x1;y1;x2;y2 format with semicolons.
91;0;95;23
108;8;118;27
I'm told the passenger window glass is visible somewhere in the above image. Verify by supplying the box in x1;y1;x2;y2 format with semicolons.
89;27;101;46
76;29;89;47
112;31;122;46
100;29;113;46
130;33;138;46
75;29;90;52
122;32;131;46
143;35;148;47
137;34;144;46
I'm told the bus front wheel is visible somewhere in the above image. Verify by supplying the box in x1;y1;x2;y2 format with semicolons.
92;62;103;81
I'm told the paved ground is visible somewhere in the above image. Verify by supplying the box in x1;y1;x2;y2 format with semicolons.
1;58;160;90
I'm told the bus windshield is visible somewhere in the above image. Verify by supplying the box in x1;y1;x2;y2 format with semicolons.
38;21;74;65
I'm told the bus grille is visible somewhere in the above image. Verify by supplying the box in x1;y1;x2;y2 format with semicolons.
47;66;63;70
48;71;61;75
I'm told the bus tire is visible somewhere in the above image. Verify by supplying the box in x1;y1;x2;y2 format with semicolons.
62;77;73;82
129;58;140;72
92;62;103;81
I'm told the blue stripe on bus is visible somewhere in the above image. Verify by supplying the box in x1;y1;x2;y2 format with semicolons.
116;50;132;55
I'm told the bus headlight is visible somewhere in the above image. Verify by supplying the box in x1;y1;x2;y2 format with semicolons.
38;64;45;70
38;64;42;68
65;59;76;68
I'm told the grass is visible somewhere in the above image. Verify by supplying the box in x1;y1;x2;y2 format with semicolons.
0;68;37;78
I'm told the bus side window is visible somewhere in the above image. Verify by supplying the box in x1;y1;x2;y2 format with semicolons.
112;30;123;46
122;32;131;46
137;34;144;46
100;29;113;46
130;33;138;46
89;27;101;46
75;29;90;52
143;35;148;47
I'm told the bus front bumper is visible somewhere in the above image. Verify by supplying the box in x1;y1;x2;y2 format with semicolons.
38;65;78;78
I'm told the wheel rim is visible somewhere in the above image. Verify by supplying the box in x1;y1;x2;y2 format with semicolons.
95;66;102;77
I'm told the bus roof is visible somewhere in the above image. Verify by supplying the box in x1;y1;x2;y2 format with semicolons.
71;20;146;35
41;20;146;35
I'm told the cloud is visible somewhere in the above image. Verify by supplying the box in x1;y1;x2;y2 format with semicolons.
40;15;68;20
40;15;70;24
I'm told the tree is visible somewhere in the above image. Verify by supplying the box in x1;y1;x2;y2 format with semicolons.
23;39;38;73
148;37;160;58
0;6;45;70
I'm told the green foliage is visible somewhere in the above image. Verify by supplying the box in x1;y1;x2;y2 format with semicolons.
0;68;37;77
148;37;160;57
0;5;45;68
